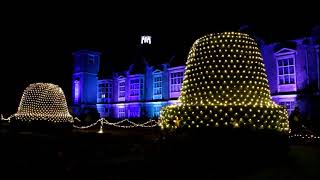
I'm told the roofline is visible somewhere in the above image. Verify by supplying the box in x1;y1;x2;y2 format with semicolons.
72;50;101;55
168;65;185;71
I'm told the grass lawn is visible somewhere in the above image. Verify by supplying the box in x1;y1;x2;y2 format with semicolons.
0;127;319;179
237;145;320;180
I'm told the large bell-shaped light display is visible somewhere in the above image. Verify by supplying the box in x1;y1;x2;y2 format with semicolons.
14;83;73;123
160;32;289;133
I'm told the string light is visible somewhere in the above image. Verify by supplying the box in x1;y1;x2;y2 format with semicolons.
160;32;289;132
1;114;14;121
289;134;320;139
2;114;159;131
289;133;320;144
98;121;104;134
1;83;159;130
73;118;159;130
12;83;73;123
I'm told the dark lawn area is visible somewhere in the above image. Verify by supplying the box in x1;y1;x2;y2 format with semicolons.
0;125;320;179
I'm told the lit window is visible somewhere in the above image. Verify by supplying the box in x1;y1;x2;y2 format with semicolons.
170;72;184;92
153;73;162;99
153;106;162;117
74;79;80;104
278;57;295;85
279;101;295;115
118;80;126;101
129;78;144;99
97;107;110;118
98;81;113;103
118;107;125;118
128;106;140;118
170;71;184;98
275;49;297;92
106;82;113;99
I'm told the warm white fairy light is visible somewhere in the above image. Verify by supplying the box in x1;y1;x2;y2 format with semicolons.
289;134;320;139
160;32;289;133
13;83;73;123
73;118;159;130
98;121;104;134
2;114;158;130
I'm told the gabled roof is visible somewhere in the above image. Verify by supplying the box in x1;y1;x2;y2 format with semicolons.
273;40;297;52
274;48;297;56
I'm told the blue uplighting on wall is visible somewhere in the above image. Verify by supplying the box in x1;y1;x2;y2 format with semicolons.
74;79;80;104
72;31;320;120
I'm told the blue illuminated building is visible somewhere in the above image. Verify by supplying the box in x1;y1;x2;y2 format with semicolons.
260;26;320;121
72;35;185;119
72;29;320;121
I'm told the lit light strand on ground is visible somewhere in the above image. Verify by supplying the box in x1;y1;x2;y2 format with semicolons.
73;118;159;129
2;114;159;129
289;134;320;140
72;119;104;129
1;114;15;121
104;119;159;128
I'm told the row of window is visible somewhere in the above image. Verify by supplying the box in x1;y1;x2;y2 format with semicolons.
95;54;295;103
92;50;299;119
97;71;184;102
116;106;162;118
98;100;295;119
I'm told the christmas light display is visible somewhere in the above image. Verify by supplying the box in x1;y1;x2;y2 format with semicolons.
13;83;73;123
160;32;289;132
289;134;320;139
98;120;104;133
72;118;159;130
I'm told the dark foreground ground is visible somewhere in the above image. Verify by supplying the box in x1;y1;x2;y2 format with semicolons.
0;126;319;179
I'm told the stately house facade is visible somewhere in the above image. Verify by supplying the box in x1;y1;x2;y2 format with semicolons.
71;29;320;120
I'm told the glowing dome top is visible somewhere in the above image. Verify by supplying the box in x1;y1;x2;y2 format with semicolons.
180;32;274;106
160;32;289;132
14;83;73;123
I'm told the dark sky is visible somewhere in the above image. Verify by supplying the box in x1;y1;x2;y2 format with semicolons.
0;4;319;115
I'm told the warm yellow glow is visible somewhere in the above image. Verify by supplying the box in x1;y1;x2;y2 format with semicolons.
14;83;73;123
98;127;103;134
159;32;289;132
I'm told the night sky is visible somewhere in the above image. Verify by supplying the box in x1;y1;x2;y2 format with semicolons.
0;5;319;115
